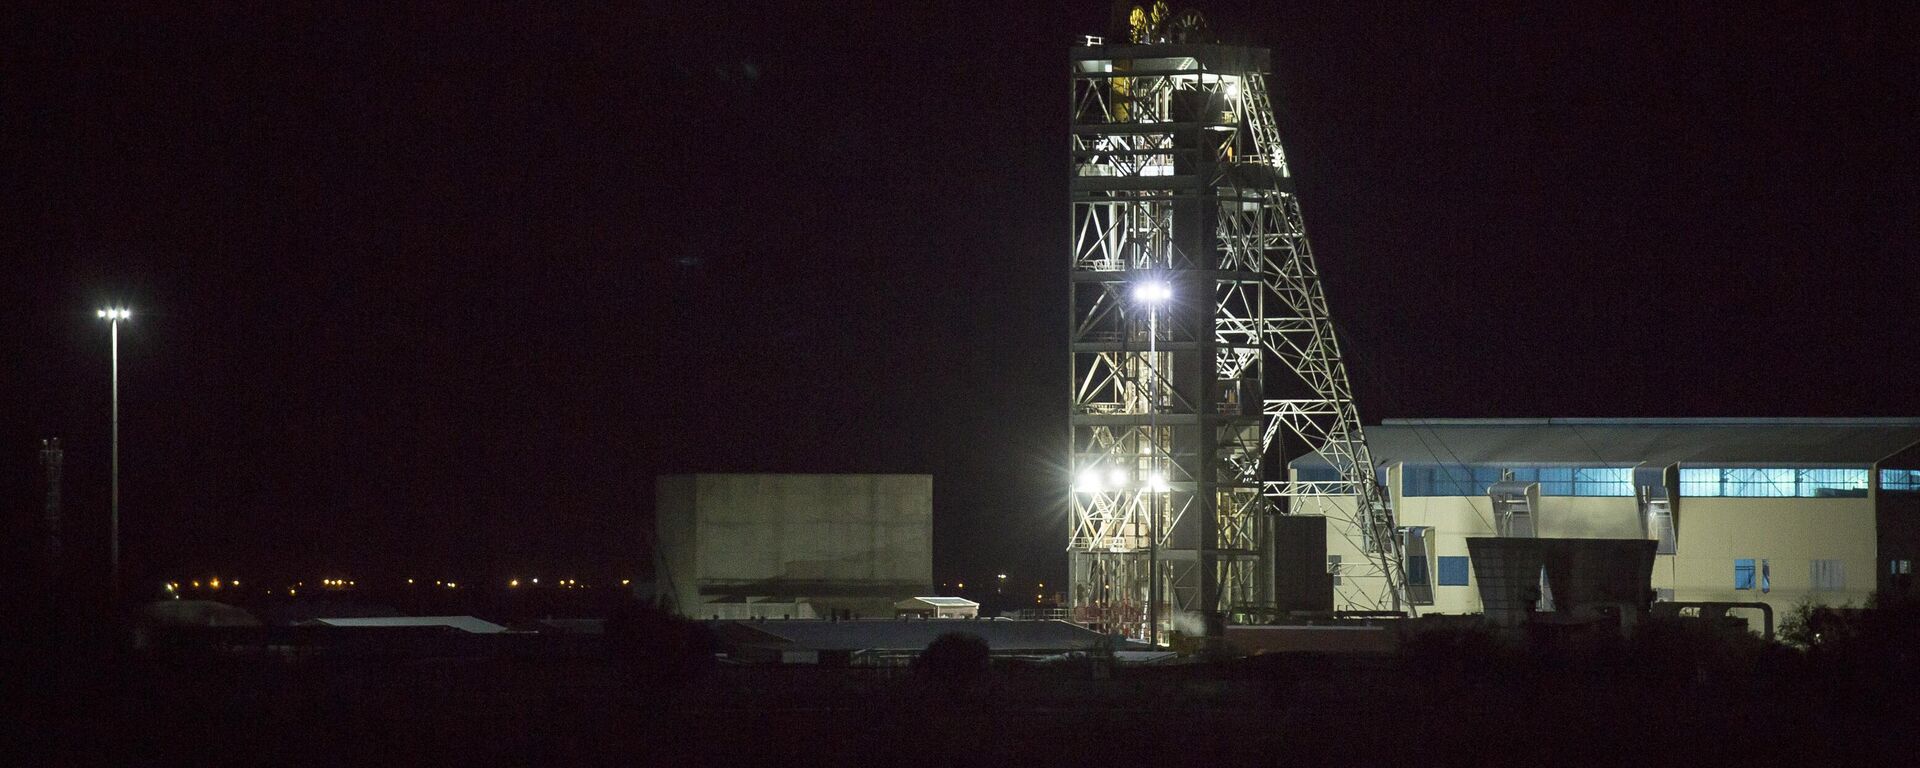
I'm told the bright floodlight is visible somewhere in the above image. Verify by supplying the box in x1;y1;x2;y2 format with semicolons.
1147;472;1169;492
1108;467;1129;488
98;308;130;320
1132;281;1171;303
1076;468;1104;492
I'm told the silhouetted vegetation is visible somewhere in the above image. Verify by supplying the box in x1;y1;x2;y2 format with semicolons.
602;597;714;696
913;631;990;687
18;599;1920;765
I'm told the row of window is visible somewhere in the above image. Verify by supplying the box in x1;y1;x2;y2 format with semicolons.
1734;558;1848;592
1400;465;1634;497
1399;554;1859;592
1305;463;1920;497
1681;468;1869;498
1397;554;1494;592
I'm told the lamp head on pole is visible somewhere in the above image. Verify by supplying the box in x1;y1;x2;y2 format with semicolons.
1132;281;1172;304
97;308;131;320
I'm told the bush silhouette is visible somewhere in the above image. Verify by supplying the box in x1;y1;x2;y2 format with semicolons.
914;631;990;686
603;598;715;695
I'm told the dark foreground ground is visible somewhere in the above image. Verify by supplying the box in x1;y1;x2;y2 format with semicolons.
7;620;1917;768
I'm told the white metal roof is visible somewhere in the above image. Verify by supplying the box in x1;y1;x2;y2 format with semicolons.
895;596;979;608
311;616;509;634
1294;418;1920;468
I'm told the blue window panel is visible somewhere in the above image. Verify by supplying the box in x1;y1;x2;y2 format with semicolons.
1800;468;1868;497
1573;467;1634;496
1437;556;1470;586
1734;559;1756;590
1401;465;1427;495
1404;464;1475;497
1679;468;1721;497
1292;464;1390;488
1294;464;1340;482
1724;468;1794;497
1882;469;1920;492
1435;465;1476;496
1535;466;1574;496
1472;466;1504;492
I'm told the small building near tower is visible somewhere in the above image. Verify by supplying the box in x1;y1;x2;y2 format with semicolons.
654;474;934;620
893;596;979;619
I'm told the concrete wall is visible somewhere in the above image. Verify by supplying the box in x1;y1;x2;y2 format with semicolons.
655;474;933;618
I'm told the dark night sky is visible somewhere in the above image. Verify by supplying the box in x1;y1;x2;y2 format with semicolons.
6;3;1917;590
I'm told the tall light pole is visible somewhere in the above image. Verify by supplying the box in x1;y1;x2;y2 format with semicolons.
1132;281;1170;645
97;307;130;602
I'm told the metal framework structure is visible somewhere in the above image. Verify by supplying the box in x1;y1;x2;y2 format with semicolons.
1067;8;1409;641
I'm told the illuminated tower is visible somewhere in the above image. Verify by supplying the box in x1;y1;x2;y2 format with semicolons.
1067;6;1408;642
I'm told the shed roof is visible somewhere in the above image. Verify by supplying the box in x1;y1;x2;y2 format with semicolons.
1294;418;1920;468
309;616;509;634
896;596;979;609
711;619;1117;653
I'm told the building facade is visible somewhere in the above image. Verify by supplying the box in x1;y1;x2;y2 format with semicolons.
1289;419;1920;622
654;474;933;620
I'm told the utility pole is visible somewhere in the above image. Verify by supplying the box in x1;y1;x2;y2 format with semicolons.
40;438;63;572
98;307;130;603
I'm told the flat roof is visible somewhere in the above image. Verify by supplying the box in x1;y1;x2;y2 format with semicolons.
897;597;979;608
711;619;1117;653
1293;418;1920;467
310;616;509;634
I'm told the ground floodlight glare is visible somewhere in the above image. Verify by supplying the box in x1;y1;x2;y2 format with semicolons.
1148;472;1169;492
1076;468;1103;492
1108;467;1129;488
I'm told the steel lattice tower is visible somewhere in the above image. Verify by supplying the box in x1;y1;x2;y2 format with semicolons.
1067;8;1409;642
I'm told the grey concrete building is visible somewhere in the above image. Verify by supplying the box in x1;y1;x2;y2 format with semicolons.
654;474;933;619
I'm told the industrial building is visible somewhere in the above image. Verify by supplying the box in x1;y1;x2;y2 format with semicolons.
1062;8;1914;645
654;474;933;620
1287;418;1920;624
